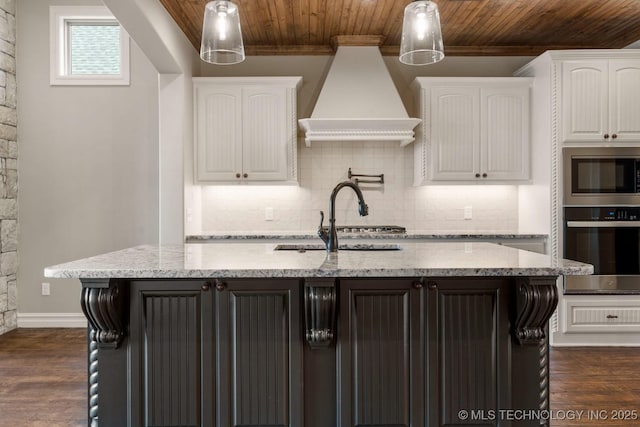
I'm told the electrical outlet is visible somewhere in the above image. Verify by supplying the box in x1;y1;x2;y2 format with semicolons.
265;207;274;221
464;206;473;220
42;282;51;296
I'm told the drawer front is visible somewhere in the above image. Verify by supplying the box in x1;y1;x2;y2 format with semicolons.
564;298;640;333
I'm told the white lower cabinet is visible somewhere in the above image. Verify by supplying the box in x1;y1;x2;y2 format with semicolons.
551;293;640;346
563;296;640;334
194;77;302;184
413;77;532;184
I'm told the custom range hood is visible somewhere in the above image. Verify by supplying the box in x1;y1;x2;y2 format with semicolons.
299;45;421;147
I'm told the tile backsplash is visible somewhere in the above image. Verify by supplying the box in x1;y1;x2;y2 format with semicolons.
200;141;519;233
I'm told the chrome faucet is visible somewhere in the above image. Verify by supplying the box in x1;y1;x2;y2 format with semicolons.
318;181;369;252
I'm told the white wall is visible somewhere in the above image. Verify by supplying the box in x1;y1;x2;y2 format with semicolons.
102;0;200;245
193;55;534;234
16;0;160;314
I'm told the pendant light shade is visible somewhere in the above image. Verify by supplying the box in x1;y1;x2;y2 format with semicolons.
200;0;245;65
399;0;444;66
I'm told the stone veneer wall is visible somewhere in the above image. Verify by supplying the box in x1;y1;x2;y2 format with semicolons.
0;0;17;335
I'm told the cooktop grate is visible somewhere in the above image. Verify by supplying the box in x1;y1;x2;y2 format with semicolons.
336;225;406;234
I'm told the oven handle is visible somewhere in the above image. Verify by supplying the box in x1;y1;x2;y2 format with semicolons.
566;221;640;228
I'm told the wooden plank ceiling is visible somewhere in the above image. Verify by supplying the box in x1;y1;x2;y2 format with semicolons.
159;0;640;56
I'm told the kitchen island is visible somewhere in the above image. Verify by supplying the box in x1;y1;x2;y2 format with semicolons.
46;242;592;427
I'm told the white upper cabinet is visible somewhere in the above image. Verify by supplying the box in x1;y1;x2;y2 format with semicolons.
429;86;480;181
562;59;640;142
195;85;243;182
482;85;531;181
413;78;531;184
193;77;302;184
609;60;640;141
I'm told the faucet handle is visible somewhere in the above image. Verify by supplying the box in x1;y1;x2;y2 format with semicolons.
317;211;329;244
358;200;369;216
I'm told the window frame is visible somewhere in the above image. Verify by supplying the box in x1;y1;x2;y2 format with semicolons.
49;6;130;86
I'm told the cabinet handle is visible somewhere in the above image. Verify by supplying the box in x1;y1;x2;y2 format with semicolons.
214;279;227;292
606;314;619;319
243;173;248;178
475;173;480;178
427;281;438;290
235;173;241;178
612;134;618;140
604;133;610;139
482;173;487;178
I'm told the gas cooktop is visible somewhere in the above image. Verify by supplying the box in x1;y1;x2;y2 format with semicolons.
336;225;406;234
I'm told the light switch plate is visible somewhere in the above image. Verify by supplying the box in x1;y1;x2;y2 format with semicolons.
265;207;274;221
464;206;472;220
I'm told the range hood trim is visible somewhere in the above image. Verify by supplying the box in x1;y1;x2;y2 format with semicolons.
299;118;422;147
298;45;422;147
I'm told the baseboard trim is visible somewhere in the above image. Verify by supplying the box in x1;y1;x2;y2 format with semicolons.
551;330;640;347
17;313;87;328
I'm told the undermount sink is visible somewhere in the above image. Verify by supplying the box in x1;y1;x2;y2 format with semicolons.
274;243;402;252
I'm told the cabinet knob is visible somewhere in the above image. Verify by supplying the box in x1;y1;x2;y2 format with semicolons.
236;173;241;178
214;279;227;292
427;281;438;290
612;134;618;139
243;173;248;178
412;280;423;289
201;282;211;292
475;173;480;178
482;173;488;178
604;133;610;139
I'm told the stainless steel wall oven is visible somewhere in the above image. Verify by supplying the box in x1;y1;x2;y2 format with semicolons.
564;206;640;293
564;147;640;294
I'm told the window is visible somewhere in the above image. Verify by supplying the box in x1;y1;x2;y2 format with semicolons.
50;6;130;86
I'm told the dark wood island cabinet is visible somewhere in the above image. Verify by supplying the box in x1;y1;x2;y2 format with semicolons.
46;243;592;427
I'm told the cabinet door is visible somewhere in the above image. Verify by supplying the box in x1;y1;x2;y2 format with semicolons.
425;279;510;427
129;280;215;427
242;86;289;181
481;86;530;180
338;279;424;427
561;60;609;142
195;85;243;181
430;87;481;180
215;279;302;427
609;60;640;141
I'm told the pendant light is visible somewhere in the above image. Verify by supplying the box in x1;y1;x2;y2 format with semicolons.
399;0;444;66
200;0;245;65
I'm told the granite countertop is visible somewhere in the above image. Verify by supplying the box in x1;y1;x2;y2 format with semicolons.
44;242;591;279
185;232;548;242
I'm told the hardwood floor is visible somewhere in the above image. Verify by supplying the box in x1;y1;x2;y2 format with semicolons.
549;347;640;427
0;329;638;426
0;329;86;427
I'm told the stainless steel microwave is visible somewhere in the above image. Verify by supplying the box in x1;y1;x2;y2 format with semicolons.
564;147;640;205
